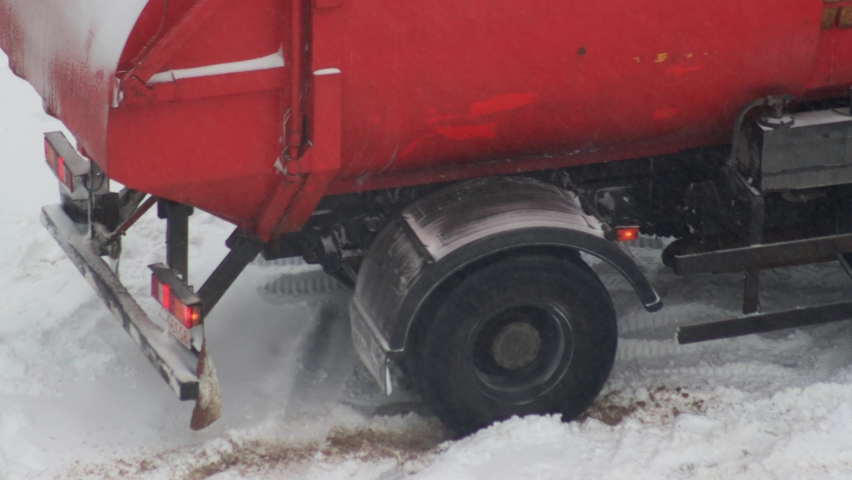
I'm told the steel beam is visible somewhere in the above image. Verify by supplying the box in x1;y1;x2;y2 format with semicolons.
676;302;852;344
673;233;852;276
197;230;264;320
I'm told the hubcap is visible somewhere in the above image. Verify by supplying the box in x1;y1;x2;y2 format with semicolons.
491;322;542;370
467;304;574;404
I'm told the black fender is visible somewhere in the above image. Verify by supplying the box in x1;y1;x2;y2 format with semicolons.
349;177;661;393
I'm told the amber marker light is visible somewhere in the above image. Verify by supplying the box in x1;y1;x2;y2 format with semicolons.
615;227;640;242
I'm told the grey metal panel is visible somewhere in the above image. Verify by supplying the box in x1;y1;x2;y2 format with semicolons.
349;177;661;381
760;109;852;191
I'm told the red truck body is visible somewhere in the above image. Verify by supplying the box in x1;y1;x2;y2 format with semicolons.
2;0;850;240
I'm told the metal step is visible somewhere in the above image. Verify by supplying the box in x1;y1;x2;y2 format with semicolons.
676;301;852;344
673;233;852;276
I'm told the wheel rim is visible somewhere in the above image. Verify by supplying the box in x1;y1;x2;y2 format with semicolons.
466;302;574;405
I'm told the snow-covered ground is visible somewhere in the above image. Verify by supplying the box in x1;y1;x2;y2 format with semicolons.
3;50;852;479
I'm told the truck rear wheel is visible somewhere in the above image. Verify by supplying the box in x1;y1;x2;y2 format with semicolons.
408;252;617;435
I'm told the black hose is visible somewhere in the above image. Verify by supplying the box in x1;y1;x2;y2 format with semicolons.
727;95;793;169
727;97;770;169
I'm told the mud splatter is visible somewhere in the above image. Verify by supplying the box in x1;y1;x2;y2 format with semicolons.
580;386;707;426
62;422;451;480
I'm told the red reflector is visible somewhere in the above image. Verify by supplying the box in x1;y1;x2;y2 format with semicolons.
57;156;73;190
183;305;201;329
161;283;171;311
44;139;56;170
44;133;82;192
615;227;640;242
150;274;201;329
45;141;73;190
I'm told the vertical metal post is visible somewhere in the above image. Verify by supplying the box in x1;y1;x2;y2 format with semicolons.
286;0;308;162
158;200;194;282
730;170;765;315
742;268;761;314
743;191;765;314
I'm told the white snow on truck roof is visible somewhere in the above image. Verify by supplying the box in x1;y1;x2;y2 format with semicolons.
147;50;285;84
8;0;147;71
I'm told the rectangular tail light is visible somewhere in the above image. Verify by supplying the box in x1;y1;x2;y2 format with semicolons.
149;263;202;330
44;131;90;193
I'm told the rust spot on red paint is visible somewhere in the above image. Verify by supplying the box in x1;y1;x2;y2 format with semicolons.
665;64;705;77
652;108;678;120
469;93;539;119
435;123;498;140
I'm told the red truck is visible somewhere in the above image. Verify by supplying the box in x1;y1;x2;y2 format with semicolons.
4;0;852;435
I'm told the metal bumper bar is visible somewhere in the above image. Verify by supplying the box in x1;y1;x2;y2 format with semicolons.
41;205;201;400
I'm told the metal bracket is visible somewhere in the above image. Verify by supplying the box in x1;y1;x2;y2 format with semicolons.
105;195;158;247
158;200;194;281
197;229;264;320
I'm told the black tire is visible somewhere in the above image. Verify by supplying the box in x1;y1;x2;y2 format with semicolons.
408;252;617;435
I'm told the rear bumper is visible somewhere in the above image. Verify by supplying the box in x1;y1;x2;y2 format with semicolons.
41;204;200;401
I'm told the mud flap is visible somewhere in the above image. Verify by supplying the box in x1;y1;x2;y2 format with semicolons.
190;339;221;430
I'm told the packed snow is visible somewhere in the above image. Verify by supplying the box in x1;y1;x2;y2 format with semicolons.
2;49;852;479
147;51;286;85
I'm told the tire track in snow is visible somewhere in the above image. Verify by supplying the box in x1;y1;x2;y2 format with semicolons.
259;270;348;299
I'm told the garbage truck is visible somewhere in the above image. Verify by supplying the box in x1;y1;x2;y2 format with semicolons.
4;0;852;435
